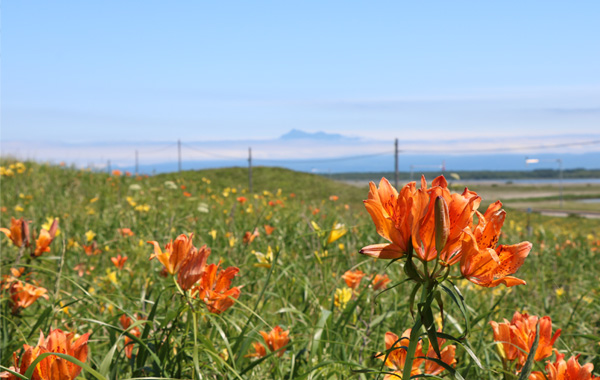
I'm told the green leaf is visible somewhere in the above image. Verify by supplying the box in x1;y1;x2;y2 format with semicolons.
440;283;470;339
310;307;332;361
99;340;120;377
436;332;483;369
419;295;441;359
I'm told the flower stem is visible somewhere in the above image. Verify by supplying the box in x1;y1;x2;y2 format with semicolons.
402;281;431;379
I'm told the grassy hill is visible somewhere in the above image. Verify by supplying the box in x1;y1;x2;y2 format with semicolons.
1;160;599;379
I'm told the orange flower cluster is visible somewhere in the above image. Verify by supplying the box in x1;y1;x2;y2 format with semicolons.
9;281;49;314
1;328;90;380
378;329;456;379
490;311;561;368
3;268;48;314
1;217;59;257
360;176;531;287
530;352;599;380
148;234;240;313
246;326;290;358
82;241;102;256
341;270;391;291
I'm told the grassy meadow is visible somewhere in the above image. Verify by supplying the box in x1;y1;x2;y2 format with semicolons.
1;160;599;379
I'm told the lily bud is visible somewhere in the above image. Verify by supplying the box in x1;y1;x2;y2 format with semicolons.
434;196;450;254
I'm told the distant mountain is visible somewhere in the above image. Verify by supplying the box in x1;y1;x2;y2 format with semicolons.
279;129;359;141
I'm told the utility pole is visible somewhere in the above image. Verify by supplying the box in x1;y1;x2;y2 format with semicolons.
178;139;182;173
394;138;399;189
107;160;111;174
248;147;253;193
135;150;139;175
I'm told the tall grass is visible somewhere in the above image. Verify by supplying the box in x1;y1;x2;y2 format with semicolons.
1;160;598;379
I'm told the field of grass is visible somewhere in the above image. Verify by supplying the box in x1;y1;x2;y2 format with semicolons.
1;160;599;379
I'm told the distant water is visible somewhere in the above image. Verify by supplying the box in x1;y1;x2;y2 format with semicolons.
578;198;600;203
489;179;600;185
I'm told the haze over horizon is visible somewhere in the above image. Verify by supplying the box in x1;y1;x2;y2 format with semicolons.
2;1;599;167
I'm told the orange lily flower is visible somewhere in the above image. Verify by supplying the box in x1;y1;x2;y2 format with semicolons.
490;312;561;367
245;342;267;358
424;334;457;376
243;228;260;244
82;241;102;256
460;219;531;288
360;178;417;260
73;263;94;277
1;328;91;380
192;263;241;314
148;233;195;275
33;219;58;257
111;254;128;270
247;326;290;358
531;352;599;380
117;228;134;237
371;273;391;291
264;225;275;235
176;244;211;291
112;169;122;176
10;281;49;314
361;176;482;264
0;217;30;247
378;330;424;379
341;269;366;290
1;267;25;290
411;177;481;263
237;196;247;204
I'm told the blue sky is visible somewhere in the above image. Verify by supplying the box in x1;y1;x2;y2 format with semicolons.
2;1;600;147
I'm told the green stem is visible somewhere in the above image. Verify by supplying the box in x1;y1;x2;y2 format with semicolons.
192;311;202;380
401;281;430;379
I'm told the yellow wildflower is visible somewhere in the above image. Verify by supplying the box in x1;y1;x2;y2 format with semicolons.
334;287;353;309
15;162;26;174
253;246;274;268
85;230;96;242
135;204;150;212
106;269;118;285
327;223;347;245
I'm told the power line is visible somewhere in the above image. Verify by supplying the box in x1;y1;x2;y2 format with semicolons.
181;143;246;160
